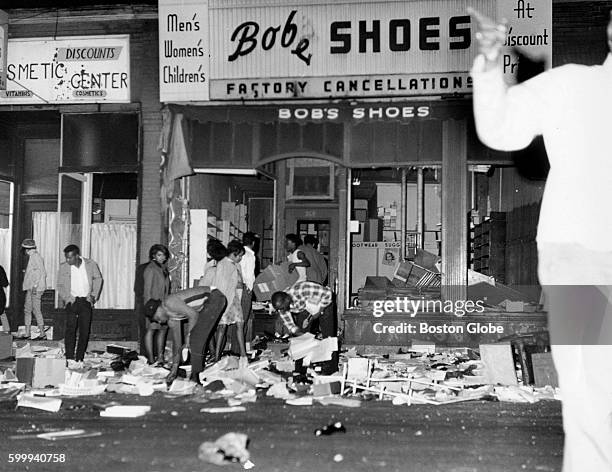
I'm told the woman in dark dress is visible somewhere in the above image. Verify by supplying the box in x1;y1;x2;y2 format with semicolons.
0;265;10;333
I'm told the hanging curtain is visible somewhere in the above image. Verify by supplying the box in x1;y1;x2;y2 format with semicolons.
32;212;73;290
0;228;10;280
90;223;136;309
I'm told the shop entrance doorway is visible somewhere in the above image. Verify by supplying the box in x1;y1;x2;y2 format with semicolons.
56;172;137;309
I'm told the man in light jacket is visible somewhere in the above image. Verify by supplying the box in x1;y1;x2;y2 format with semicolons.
21;239;47;340
470;8;612;471
56;244;103;366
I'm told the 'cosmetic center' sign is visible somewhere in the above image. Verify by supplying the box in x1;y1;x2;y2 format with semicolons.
0;35;130;104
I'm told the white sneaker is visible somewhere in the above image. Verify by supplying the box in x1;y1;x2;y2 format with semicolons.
66;360;84;370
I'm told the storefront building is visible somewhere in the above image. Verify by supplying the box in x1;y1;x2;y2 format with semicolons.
157;0;560;346
0;1;610;346
0;4;162;340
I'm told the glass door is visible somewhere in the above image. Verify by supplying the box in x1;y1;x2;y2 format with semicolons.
56;173;91;307
58;173;92;258
0;180;14;307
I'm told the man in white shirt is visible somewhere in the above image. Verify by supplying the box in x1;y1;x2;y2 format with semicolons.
470;8;612;471
56;244;103;365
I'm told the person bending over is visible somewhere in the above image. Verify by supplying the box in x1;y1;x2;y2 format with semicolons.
271;281;334;337
149;285;226;384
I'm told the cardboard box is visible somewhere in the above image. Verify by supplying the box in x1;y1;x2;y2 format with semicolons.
253;262;299;301
312;381;341;397
363;218;382;241
0;332;13;360
221;201;235;222
413;249;441;272
531;352;558;388
480;343;518;386
353;209;367;222
16;357;66;388
393;261;439;287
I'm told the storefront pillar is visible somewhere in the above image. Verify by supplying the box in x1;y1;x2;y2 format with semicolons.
441;119;468;303
274;163;287;263
337;165;348;314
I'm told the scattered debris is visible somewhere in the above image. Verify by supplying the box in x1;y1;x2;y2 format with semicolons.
17;393;62;412
37;429;103;440
99;405;151;418
315;421;346;436
200;406;247;413
198;432;250;467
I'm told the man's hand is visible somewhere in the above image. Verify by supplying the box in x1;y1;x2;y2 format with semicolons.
87;294;96;305
301;312;321;330
166;370;177;385
468;7;507;70
288;263;296;273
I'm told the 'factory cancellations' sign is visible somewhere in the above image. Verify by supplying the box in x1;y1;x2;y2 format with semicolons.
0;35;130;104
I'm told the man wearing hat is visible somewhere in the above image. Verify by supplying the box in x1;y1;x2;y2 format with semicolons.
21;239;47;340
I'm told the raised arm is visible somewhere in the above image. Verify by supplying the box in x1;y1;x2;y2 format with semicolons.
469;7;550;151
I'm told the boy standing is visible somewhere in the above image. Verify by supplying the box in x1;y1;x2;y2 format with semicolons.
21;239;47;340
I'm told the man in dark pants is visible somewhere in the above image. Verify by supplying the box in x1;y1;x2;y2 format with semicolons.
150;285;226;383
56;244;103;367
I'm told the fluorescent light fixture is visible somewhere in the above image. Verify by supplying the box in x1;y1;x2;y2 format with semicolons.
193;168;258;175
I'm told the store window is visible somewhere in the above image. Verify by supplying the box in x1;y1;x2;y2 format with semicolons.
348;167;441;299
287;158;334;200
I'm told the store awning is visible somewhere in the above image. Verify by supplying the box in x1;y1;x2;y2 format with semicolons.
162;100;510;173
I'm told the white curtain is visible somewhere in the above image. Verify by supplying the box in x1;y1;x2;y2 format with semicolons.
0;228;10;281
32;212;73;290
90;223;136;309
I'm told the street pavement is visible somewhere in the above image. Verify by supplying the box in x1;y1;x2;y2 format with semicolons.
0;393;563;472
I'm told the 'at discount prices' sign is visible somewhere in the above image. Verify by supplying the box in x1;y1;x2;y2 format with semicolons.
0;35;130;104
497;0;551;84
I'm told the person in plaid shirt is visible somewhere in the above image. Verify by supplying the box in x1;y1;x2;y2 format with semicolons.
271;281;333;336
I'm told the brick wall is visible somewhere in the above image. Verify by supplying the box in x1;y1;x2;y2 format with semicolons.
6;8;164;265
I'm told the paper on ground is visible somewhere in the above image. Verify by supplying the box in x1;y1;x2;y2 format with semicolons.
200;406;247;413
100;405;151;417
17;393;62;412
